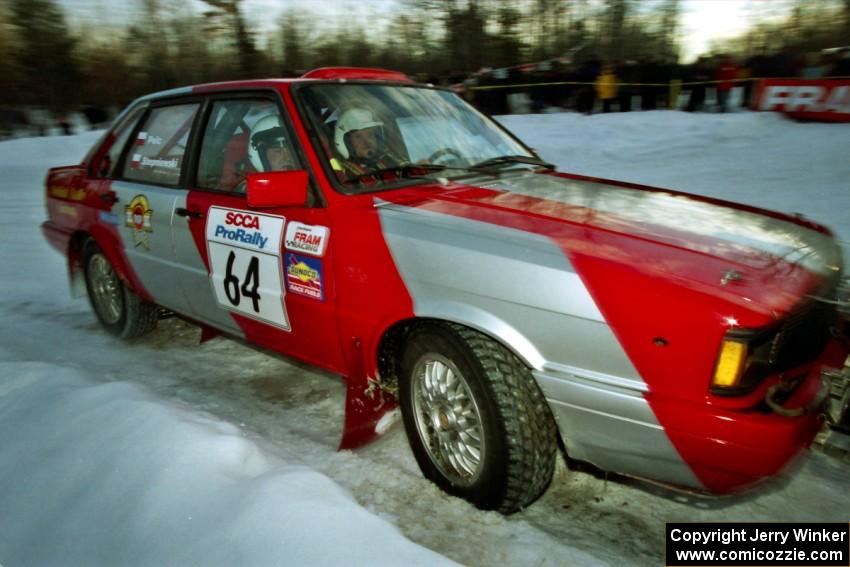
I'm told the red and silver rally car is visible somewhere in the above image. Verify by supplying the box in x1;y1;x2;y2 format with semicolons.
43;68;849;513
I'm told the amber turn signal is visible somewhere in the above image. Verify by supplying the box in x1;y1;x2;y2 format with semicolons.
712;340;748;388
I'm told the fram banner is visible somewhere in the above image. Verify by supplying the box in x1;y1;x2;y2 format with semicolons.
754;79;850;122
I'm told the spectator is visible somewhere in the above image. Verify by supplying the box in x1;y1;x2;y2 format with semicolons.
801;53;826;78
686;57;712;112
575;58;600;114
617;60;640;112
595;63;618;113
829;48;850;77
56;114;73;136
714;54;738;112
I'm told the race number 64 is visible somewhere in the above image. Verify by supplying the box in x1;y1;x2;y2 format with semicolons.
208;241;290;330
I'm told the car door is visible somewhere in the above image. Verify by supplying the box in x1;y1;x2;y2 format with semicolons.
172;93;346;373
111;101;202;314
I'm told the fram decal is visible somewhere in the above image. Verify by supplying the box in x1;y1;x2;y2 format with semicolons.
285;253;324;300
284;222;329;256
755;79;850;122
124;194;153;249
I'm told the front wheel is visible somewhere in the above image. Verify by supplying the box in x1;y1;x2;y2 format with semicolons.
399;322;557;513
83;240;158;339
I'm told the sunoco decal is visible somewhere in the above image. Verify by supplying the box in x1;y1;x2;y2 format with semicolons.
284;222;329;256
205;207;290;331
285;253;324;300
124;194;153;249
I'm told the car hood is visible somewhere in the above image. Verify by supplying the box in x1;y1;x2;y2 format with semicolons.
381;170;843;319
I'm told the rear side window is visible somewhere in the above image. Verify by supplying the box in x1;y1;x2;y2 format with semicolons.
122;103;199;186
93;106;146;178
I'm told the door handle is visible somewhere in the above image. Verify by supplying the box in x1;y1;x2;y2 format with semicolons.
175;207;205;220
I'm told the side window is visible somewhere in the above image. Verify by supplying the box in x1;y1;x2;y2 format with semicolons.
93;106;146;179
196;99;298;193
122;103;199;186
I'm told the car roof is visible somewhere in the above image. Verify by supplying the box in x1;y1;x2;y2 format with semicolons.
137;67;415;102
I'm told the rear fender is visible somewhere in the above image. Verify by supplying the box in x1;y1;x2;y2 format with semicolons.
79;223;154;304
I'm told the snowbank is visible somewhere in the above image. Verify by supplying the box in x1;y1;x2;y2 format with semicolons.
0;362;453;566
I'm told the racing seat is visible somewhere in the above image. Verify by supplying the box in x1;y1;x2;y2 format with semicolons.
219;132;251;192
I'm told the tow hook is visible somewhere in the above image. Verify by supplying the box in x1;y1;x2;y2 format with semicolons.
765;376;829;418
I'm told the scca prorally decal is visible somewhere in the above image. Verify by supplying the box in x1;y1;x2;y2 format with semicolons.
285;253;324;300
124;194;153;249
213;211;269;249
205;207;291;331
284;222;329;256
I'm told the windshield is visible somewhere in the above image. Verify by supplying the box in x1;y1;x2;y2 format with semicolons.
297;83;536;192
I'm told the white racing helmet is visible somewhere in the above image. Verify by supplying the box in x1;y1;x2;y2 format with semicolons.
248;114;288;171
334;108;384;159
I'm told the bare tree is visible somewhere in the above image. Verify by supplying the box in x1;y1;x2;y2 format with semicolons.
201;0;259;77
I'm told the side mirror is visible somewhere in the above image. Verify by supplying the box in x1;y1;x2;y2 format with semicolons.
246;170;309;208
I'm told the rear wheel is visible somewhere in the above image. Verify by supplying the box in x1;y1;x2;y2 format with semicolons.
83;240;157;339
399;322;557;513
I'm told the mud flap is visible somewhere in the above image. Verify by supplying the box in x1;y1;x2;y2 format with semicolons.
338;337;398;450
200;325;221;343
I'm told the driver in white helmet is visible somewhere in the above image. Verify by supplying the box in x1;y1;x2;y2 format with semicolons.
330;107;404;181
249;114;295;172
222;113;296;191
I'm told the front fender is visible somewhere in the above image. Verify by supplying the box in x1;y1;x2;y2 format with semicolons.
407;299;546;370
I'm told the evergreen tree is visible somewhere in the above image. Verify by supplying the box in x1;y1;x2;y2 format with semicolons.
8;0;79;111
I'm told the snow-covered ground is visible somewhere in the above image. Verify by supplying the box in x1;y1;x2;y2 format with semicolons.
0;110;848;567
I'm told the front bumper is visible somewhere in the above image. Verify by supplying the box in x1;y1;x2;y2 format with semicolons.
654;366;827;494
537;350;843;495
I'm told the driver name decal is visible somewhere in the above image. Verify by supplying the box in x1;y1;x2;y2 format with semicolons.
205;207;290;331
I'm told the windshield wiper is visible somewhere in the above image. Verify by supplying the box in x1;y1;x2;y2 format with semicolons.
342;162;458;185
341;156;554;185
469;155;555;171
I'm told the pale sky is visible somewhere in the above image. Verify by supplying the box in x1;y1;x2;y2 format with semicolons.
680;0;756;62
245;0;792;64
59;0;784;64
